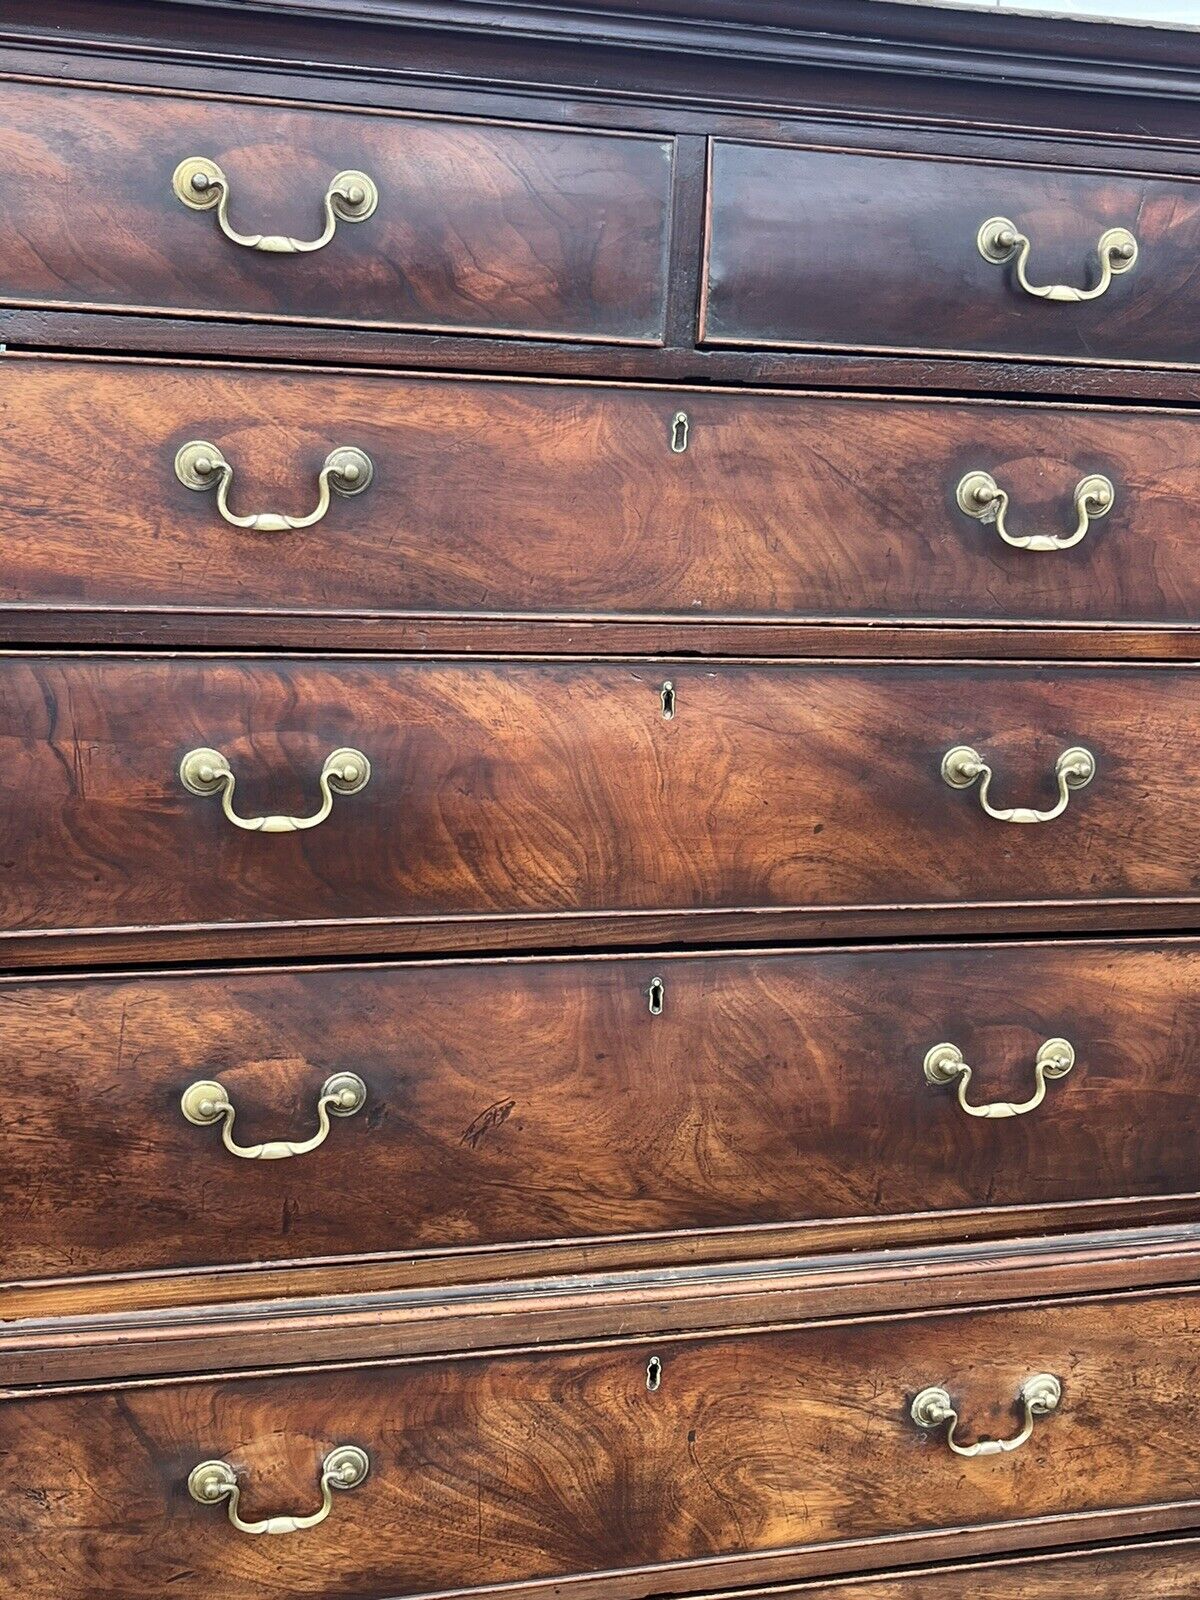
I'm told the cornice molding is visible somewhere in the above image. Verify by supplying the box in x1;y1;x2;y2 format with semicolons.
11;0;1200;104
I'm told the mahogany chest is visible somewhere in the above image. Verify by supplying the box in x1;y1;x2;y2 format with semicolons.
4;2;1200;1596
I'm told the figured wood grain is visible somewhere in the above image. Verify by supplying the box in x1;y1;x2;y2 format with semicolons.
703;142;1200;367
5;657;1200;953
12;355;1200;627
5;1291;1200;1597
0;79;672;341
7;940;1200;1284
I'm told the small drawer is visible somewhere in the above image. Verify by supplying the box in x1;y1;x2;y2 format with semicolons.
4;656;1200;958
5;1290;1200;1597
702;140;1200;366
8;355;1200;631
0;79;672;342
6;939;1200;1286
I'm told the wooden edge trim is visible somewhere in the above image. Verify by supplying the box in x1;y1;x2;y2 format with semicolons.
11;898;1200;969
706;1530;1200;1598
4;615;1200;660
9;1192;1200;1321
5;1223;1200;1387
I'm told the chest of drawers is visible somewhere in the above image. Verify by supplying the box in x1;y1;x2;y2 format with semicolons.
5;2;1200;1597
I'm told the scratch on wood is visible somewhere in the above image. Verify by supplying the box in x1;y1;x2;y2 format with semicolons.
460;1098;517;1150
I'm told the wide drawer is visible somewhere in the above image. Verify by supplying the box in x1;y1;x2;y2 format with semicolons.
8;356;1200;630
5;1290;1200;1598
702;141;1200;366
6;939;1200;1286
0;80;672;342
4;657;1200;960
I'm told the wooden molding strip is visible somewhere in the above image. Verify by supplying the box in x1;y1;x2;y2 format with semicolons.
6;1223;1200;1387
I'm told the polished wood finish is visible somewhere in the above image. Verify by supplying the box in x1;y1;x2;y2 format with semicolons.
9;354;1200;630
7;2;1200;1594
0;79;672;342
6;938;1200;1285
703;142;1200;367
5;1289;1200;1598
4;656;1200;958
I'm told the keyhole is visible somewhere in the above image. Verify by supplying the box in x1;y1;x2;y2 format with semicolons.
670;411;689;453
660;681;675;720
646;977;665;1015
646;1356;663;1391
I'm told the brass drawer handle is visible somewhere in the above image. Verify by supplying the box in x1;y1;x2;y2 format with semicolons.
175;440;373;533
912;1374;1061;1458
172;157;378;254
181;1071;367;1159
957;470;1114;552
924;1038;1075;1120
978;215;1137;302
188;1445;369;1535
941;743;1095;824
179;746;371;833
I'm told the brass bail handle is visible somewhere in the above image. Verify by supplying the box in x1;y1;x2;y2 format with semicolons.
179;747;371;833
175;440;373;533
924;1038;1075;1120
188;1446;370;1536
911;1375;1062;1458
956;470;1114;552
978;215;1137;303
941;744;1095;824
172;156;378;254
181;1072;367;1160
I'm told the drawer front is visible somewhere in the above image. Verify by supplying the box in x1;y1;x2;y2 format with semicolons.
703;141;1200;365
3;657;1200;950
5;1291;1200;1598
7;356;1200;629
0;80;672;342
6;940;1200;1283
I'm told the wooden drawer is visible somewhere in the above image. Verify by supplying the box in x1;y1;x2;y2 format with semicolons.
9;355;1200;631
702;141;1200;366
6;656;1200;963
735;1536;1200;1599
0;80;672;342
7;939;1200;1287
5;1290;1200;1598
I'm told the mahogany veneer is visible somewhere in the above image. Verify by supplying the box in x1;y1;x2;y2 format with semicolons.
3;1;1200;1596
5;939;1200;1287
8;355;1200;630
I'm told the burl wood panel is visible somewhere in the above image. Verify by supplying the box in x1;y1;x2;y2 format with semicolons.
0;80;671;340
6;657;1200;952
8;940;1200;1283
766;1538;1200;1599
703;142;1200;365
12;355;1200;627
5;1292;1200;1598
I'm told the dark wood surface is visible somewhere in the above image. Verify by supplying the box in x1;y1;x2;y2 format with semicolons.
737;1534;1200;1598
6;1289;1200;1598
7;939;1200;1286
703;142;1200;367
5;656;1200;958
0;79;672;342
6;3;1200;1590
11;355;1200;630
